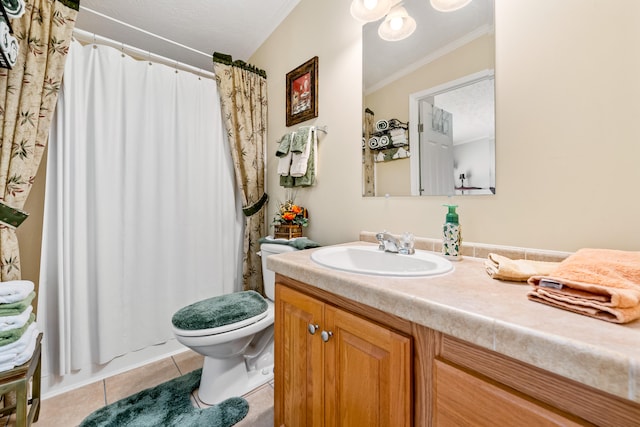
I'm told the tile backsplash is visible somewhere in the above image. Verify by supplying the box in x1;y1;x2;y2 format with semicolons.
359;231;571;263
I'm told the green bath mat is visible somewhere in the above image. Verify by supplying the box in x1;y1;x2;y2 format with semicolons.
80;369;248;427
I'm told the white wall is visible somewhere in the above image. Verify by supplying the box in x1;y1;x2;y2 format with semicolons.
252;0;640;252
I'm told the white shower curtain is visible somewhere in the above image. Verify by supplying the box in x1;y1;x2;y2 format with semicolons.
39;40;243;376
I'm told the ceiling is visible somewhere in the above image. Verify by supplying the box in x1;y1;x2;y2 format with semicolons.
363;0;494;92
75;0;301;72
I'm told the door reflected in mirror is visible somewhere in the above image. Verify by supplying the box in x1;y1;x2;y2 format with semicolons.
362;0;495;197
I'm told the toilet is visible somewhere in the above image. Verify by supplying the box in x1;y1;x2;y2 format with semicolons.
172;242;297;404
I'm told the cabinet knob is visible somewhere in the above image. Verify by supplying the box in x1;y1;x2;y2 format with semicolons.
308;324;319;335
321;330;333;342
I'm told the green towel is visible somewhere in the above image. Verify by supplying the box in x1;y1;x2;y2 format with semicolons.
280;127;316;188
290;126;312;153
0;291;35;317
259;237;321;250
276;133;293;157
0;313;35;347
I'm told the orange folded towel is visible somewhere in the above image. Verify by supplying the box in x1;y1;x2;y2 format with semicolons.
528;248;640;324
485;253;560;282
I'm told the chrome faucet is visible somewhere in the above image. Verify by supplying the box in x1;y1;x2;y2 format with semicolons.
376;231;415;255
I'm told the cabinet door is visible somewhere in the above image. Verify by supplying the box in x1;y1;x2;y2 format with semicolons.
275;284;325;427
324;305;412;427
433;360;587;427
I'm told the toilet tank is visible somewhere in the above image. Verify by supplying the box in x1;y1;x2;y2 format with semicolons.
260;243;298;301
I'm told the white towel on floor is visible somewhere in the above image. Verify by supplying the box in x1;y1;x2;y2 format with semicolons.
290;127;315;177
0;280;34;304
0;305;32;332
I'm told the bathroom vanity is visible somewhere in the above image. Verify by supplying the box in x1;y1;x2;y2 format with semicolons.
270;238;640;426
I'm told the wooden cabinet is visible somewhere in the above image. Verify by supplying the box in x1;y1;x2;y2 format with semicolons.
275;282;412;427
274;274;640;427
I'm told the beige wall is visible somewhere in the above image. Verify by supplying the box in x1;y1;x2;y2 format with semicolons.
251;0;640;252
18;0;640;289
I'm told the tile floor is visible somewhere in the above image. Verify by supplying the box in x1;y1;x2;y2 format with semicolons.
0;350;274;427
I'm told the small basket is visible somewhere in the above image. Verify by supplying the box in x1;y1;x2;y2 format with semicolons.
274;224;302;239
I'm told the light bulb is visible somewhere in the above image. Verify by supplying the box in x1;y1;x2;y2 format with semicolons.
363;0;378;11
389;16;404;31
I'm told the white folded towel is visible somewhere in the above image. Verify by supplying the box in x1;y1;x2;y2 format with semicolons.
0;322;37;355
0;305;32;332
0;280;34;304
389;128;405;137
391;136;407;147
0;324;39;372
290;127;315;177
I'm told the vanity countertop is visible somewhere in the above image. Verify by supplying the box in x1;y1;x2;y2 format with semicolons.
267;241;640;404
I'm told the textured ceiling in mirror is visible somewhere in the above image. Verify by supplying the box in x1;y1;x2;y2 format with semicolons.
363;0;494;94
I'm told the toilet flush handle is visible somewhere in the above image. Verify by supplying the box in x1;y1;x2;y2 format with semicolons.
308;324;319;335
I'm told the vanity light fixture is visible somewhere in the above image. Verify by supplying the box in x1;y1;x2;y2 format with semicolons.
378;5;416;42
430;0;473;12
350;0;392;22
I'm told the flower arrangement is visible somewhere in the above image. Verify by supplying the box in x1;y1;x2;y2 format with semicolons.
273;199;308;227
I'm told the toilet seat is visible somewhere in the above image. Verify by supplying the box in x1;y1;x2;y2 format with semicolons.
173;306;271;337
172;290;269;337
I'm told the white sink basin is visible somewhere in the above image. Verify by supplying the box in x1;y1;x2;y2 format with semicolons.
310;245;453;277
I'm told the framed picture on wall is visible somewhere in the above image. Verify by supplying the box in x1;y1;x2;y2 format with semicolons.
286;56;318;127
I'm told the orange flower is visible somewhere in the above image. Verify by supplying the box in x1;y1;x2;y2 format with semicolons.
291;205;302;214
282;212;296;221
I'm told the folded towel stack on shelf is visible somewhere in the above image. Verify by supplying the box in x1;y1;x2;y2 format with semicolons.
0;280;39;372
528;248;640;324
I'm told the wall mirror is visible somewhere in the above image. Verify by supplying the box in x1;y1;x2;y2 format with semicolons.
362;0;495;197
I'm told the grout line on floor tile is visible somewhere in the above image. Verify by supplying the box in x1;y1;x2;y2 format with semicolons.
171;355;183;375
102;379;107;406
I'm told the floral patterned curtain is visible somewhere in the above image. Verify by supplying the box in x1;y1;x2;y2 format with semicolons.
0;0;78;280
213;54;268;294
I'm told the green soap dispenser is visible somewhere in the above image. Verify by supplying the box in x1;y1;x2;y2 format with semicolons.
442;204;462;261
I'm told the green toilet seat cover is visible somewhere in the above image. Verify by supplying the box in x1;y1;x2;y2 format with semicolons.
172;290;268;331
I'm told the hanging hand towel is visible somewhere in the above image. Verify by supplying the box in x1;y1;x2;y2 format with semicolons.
0;280;34;304
292;126;317;187
276;133;294;176
290;126;313;177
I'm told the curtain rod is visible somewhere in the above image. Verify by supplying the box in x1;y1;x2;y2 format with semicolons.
78;6;212;60
72;29;216;80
